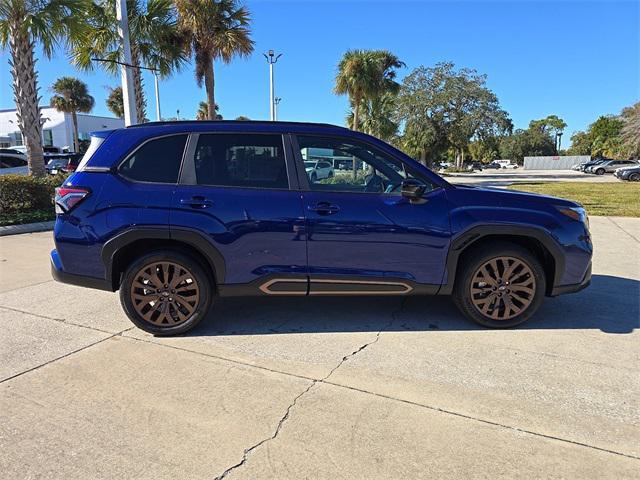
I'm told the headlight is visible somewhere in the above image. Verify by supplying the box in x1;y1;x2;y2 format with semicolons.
557;206;589;227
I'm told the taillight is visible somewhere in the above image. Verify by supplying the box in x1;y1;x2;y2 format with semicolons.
63;163;76;172
55;187;90;213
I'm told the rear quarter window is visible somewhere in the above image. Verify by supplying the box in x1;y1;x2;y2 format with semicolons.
119;134;188;183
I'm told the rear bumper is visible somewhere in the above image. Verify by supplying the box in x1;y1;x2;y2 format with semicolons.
50;249;113;292
550;262;592;296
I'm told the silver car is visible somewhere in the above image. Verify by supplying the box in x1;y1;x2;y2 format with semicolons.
587;159;638;175
305;160;335;182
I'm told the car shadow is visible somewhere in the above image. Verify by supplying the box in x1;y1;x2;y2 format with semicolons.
193;274;638;337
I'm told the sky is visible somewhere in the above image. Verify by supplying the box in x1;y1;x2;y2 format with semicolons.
1;0;639;142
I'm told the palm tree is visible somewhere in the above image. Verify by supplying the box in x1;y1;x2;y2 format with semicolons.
196;101;222;120
72;0;185;122
176;0;254;120
50;77;95;152
346;92;399;142
106;86;124;119
335;49;403;176
335;49;403;132
621;102;640;159
0;0;88;176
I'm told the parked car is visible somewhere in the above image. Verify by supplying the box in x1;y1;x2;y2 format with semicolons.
482;162;502;170
579;159;608;172
305;160;334;182
45;153;83;174
468;161;484;171
0;148;27;157
586;159;637;175
51;121;592;335
0;153;28;175
614;164;640;182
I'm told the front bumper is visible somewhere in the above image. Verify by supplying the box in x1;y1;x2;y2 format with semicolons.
550;262;592;296
50;249;113;291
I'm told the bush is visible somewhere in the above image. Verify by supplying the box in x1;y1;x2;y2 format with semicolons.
0;174;68;226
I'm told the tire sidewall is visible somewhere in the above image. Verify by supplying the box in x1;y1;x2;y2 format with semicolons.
120;251;213;336
453;244;546;328
596;168;605;175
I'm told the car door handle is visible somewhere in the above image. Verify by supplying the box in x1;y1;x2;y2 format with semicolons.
308;201;340;215
180;196;213;208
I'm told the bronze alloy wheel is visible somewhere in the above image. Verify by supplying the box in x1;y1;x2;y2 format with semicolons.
469;256;536;321
130;261;200;327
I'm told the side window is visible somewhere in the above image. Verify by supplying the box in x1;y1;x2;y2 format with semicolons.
119;134;187;183
0;155;26;168
297;135;430;194
194;134;288;189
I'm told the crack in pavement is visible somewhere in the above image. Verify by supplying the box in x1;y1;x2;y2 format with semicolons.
606;217;640;244
212;298;407;480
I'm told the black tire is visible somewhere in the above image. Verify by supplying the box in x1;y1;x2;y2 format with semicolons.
629;173;640;182
310;173;317;182
119;250;213;335
328;170;334;178
595;168;605;175
452;242;546;328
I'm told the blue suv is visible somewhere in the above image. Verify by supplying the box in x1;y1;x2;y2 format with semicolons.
51;121;592;335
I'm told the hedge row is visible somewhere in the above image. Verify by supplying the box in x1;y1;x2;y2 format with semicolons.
0;174;68;226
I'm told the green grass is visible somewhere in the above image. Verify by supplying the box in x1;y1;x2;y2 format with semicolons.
507;182;640;217
0;209;55;227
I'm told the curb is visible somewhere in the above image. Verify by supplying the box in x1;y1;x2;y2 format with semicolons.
0;221;55;237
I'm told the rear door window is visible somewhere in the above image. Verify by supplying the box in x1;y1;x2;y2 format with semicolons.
193;134;288;189
119;134;188;183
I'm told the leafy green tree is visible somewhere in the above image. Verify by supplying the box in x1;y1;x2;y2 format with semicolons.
1;0;89;176
72;0;185;123
50;77;95;152
395;62;511;168
529;115;567;152
499;128;555;164
235;115;251;121
588;116;624;158
567;130;591;156
106;86;124;119
620;102;640;159
176;0;254;120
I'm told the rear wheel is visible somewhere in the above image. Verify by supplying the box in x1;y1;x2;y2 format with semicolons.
595;168;605;175
120;251;213;335
629;172;640;181
310;173;317;182
453;243;546;328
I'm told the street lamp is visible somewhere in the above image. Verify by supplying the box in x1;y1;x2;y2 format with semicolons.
274;97;282;121
263;50;282;121
115;0;137;126
557;131;564;151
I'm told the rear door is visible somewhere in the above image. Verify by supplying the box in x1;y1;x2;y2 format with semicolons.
172;132;307;292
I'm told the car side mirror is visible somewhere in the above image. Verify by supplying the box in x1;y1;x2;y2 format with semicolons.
401;179;427;203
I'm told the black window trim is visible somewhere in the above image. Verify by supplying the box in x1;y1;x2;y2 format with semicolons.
117;132;190;185
177;131;297;191
291;133;440;196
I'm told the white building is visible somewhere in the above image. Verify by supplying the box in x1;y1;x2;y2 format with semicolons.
0;107;124;151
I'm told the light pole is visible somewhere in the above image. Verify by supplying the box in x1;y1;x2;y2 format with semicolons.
274;97;282;121
115;0;137;126
263;50;282;121
557;131;563;152
153;71;161;121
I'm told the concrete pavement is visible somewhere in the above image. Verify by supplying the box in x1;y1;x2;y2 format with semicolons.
0;217;638;479
445;169;621;187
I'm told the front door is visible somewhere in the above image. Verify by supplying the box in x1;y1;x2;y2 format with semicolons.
172;132;307;294
294;134;451;294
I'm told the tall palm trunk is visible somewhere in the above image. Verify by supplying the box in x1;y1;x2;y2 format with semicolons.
71;111;79;153
130;45;147;122
351;93;361;179
9;28;45;177
204;61;216;120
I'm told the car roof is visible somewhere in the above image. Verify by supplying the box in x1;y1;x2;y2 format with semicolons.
124;120;353;136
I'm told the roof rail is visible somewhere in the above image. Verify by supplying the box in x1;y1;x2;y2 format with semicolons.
126;120;347;129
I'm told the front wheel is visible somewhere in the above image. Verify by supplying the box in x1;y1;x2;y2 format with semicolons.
595;168;605;175
453;243;546;328
120;251;213;335
629;173;640;182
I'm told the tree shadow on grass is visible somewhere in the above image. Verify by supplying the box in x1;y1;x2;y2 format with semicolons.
193;274;638;336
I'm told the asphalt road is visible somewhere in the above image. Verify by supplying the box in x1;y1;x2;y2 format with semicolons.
1;217;639;479
445;168;621;187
